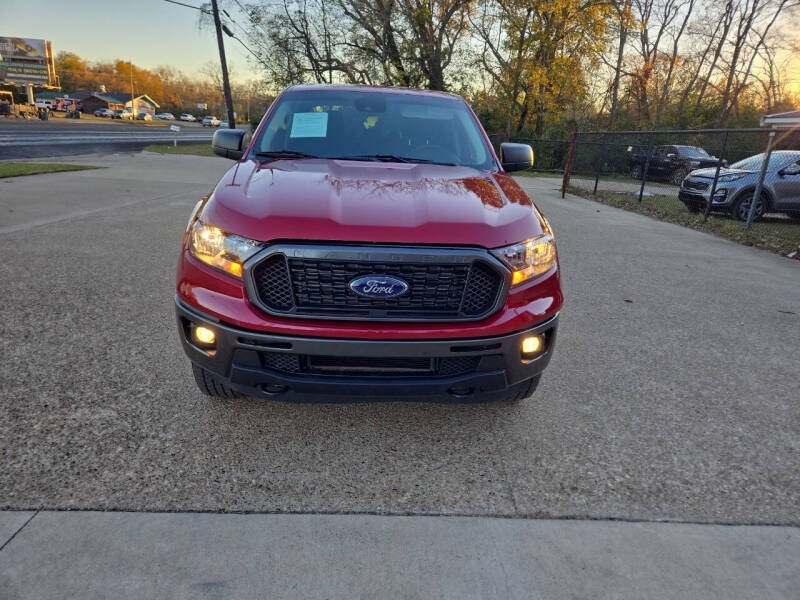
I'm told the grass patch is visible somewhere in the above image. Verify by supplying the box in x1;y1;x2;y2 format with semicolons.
143;144;215;156
567;185;800;257
516;170;634;183
0;162;97;179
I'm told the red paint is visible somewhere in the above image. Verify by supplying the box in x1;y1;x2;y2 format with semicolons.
176;85;563;340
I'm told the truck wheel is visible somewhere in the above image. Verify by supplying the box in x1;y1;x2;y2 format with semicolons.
671;168;689;186
191;363;242;398
631;165;643;179
503;375;541;402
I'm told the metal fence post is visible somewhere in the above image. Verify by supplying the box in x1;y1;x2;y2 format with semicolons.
592;133;608;194
746;130;776;229
703;131;729;221
561;131;578;198
638;140;655;204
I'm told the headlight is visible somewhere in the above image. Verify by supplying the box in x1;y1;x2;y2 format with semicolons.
717;173;746;183
491;232;557;286
189;219;261;278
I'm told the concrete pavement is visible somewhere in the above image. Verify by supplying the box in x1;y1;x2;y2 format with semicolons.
0;155;798;524
1;510;797;599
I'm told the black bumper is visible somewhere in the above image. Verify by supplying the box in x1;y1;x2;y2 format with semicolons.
175;298;559;401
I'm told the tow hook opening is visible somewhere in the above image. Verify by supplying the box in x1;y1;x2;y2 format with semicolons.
447;386;475;399
261;383;289;395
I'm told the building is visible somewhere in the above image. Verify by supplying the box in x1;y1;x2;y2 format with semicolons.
71;90;160;114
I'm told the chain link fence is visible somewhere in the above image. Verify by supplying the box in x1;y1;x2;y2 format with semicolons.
493;128;800;258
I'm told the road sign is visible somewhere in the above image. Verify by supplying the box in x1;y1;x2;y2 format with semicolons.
197;103;207;110
170;125;181;132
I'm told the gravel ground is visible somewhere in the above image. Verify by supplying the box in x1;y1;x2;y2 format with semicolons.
0;155;798;523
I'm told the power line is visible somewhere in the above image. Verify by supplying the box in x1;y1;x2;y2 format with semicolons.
161;0;211;13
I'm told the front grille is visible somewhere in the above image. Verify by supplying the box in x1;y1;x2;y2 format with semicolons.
683;179;709;191
248;246;506;321
260;352;482;377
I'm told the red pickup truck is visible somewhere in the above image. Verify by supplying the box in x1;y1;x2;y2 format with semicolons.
175;85;563;402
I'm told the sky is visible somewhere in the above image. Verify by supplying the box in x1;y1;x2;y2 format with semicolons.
1;0;259;82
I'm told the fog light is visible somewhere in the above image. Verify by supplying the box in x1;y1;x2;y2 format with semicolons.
193;325;216;346
521;334;543;358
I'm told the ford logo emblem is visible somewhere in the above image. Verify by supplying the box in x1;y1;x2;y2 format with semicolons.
349;275;409;299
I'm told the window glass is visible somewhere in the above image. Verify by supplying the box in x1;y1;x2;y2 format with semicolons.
253;90;495;170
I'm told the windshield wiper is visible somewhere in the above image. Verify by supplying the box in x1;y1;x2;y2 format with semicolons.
334;154;457;166
255;150;319;159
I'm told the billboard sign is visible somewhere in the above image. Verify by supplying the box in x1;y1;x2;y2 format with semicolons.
0;37;57;86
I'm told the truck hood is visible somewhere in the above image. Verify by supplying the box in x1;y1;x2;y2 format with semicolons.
202;158;545;248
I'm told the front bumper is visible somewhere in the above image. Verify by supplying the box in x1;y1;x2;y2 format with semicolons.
176;297;559;400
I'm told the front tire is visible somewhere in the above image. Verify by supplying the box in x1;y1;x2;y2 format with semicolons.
191;363;242;398
671;168;689;186
732;192;767;222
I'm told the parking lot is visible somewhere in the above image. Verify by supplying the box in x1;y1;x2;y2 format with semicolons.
1;152;798;524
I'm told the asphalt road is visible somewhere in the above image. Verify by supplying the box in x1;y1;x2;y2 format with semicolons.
0;154;798;525
0;119;214;159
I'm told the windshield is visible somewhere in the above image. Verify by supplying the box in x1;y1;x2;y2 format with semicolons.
252;89;496;169
730;153;796;171
678;146;709;157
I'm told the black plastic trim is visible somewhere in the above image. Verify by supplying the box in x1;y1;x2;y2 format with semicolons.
242;243;510;322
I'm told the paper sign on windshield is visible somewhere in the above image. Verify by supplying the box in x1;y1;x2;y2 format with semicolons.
290;112;328;138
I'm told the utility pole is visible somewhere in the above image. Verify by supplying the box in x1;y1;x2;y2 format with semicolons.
130;61;135;115
210;0;236;128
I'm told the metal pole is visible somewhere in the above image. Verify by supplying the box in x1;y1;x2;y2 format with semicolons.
211;0;236;128
592;133;607;194
561;131;578;198
130;61;134;115
638;140;655;204
703;131;729;221
745;130;776;229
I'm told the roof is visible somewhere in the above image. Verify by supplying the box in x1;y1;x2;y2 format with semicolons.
760;110;800;127
70;91;160;107
285;84;463;101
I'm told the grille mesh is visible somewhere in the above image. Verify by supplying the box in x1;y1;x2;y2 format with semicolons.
252;255;294;311
683;180;709;191
251;250;504;321
462;263;502;316
438;356;481;376
259;351;482;377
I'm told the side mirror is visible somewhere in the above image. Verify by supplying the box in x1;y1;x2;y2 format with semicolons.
500;143;534;172
213;128;246;160
722;159;728;168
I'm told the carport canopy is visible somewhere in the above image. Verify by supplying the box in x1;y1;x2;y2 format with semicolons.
760;109;800;127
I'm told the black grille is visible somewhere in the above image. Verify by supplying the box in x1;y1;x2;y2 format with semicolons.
438;356;481;376
261;351;301;373
250;249;504;321
683;179;709;191
259;352;481;377
252;255;294;311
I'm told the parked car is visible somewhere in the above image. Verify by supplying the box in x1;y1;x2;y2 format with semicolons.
176;85;562;402
202;116;221;127
35;100;55;110
94;108;114;118
630;145;723;186
218;120;229;128
679;150;800;221
155;112;175;120
112;109;135;120
180;113;196;122
136;112;153;121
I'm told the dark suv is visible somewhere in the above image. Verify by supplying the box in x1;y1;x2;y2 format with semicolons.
630;145;722;186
